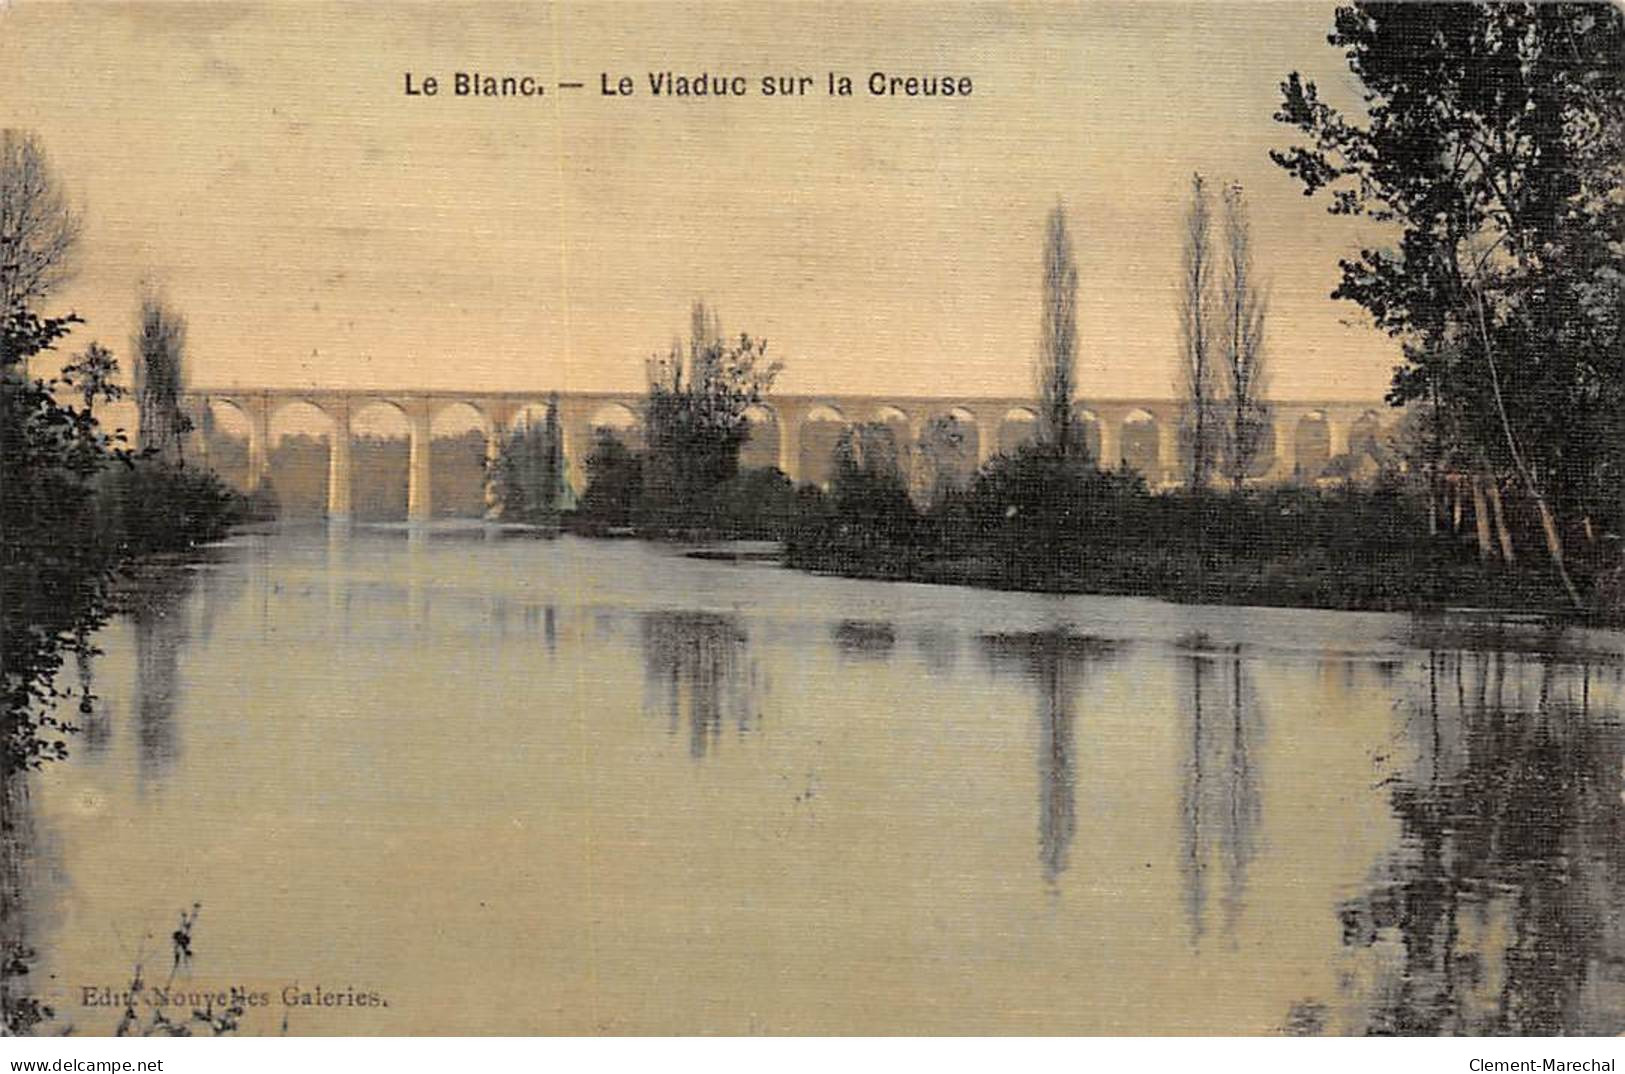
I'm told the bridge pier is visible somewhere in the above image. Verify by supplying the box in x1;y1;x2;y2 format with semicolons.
483;416;509;519
1156;420;1179;485
186;399;212;468
407;403;433;522
1273;415;1297;481
245;396;271;492
1327;413;1350;460
565;424;594;497
327;404;352;519
777;406;803;484
973;410;998;469
1097;416;1120;470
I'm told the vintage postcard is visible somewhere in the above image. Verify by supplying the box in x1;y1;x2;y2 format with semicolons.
1;0;1622;1049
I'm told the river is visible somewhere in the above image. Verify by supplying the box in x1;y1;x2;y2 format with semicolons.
13;525;1625;1034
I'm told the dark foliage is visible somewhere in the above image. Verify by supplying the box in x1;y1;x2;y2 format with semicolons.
573;431;643;530
91;461;240;558
1;311;243;776
1272;2;1625;608
577;303;784;533
496;399;564;524
639;305;781;527
787;436;1591;615
707;466;804;540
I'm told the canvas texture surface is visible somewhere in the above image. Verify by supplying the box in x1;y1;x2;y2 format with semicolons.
1;0;1622;1038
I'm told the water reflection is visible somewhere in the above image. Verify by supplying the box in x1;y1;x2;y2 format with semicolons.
325;522;352;629
12;531;1625;1035
2;747;70;1034
127;574;197;785
1303;651;1625;1035
196;556;248;647
912;627;958;674
516;604;557;652
246;532;272;639
1;775;44;1034
640;610;756;758
981;630;1118;886
1179;651;1264;947
73;647;111;758
406;526;429;626
832;620;896;660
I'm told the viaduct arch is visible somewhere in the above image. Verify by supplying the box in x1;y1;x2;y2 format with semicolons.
179;389;1399;520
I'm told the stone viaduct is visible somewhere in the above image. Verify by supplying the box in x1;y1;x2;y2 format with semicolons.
178;388;1399;521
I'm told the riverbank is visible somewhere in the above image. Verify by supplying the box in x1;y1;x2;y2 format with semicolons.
218;508;1620;626
773;455;1623;624
783;542;1609;622
559;445;1620;623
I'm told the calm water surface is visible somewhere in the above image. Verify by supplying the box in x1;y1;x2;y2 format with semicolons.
17;526;1625;1034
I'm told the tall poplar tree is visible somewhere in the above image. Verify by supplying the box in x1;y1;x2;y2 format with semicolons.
1037;201;1080;457
1178;173;1219;489
1219;182;1270;490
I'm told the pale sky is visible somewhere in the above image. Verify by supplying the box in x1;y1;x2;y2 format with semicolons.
0;0;1399;402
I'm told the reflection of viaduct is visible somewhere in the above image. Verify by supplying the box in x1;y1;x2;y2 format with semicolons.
181;389;1397;521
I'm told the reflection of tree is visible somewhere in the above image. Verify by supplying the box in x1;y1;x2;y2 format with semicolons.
5;562;223;1030
912;627;958;674
640;611;755;758
1;770;41;1032
517;603;557;654
981;630;1116;886
73;646;110;757
194;552;245;646
127;571;198;784
832;619;895;660
1303;652;1625;1035
1178;652;1264;947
